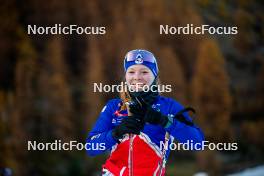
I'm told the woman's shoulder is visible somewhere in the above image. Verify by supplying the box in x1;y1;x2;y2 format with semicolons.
157;95;184;110
104;98;122;108
106;98;122;104
104;98;123;109
99;98;122;114
158;95;181;105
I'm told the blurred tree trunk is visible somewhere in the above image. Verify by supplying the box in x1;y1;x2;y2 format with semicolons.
34;36;74;175
37;36;74;140
84;37;105;130
12;28;38;175
158;46;187;103
191;38;232;175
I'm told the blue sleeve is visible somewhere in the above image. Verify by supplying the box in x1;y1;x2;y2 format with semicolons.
165;100;205;145
86;100;118;156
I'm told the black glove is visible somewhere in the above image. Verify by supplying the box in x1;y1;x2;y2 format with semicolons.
144;107;196;127
112;116;144;141
144;107;168;127
173;107;195;126
128;102;146;120
130;90;158;107
129;89;159;118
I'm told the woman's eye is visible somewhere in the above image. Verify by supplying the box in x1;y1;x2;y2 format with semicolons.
142;71;149;74
128;71;135;74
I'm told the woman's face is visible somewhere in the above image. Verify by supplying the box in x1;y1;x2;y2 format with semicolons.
125;64;155;92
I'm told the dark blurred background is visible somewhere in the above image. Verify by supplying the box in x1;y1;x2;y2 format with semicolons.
0;0;263;175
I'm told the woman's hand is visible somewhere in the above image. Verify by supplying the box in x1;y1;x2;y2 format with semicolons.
129;102;146;120
144;107;168;127
129;100;168;127
129;90;158;118
112;116;144;141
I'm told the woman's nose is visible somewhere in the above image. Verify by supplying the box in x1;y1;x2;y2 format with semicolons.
133;72;142;80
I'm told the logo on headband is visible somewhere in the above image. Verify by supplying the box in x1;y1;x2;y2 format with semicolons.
135;54;143;64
